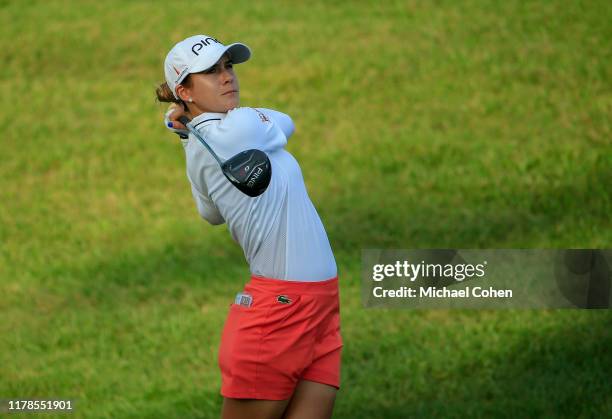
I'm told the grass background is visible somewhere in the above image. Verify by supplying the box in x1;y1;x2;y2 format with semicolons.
1;0;610;417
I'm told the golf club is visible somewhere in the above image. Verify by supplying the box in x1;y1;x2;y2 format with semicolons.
178;115;272;197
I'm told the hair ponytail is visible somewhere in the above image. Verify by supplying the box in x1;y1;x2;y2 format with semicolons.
155;82;180;104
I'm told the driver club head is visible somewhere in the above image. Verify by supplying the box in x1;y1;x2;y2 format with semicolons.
177;115;272;197
221;149;272;197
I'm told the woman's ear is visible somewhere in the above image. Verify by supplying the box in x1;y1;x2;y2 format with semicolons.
176;84;191;102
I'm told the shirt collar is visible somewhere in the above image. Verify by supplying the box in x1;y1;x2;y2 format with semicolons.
190;111;227;129
181;111;228;148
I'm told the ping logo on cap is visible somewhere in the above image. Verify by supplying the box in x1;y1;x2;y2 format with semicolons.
191;37;221;55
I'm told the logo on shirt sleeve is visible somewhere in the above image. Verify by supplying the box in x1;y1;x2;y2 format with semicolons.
254;109;271;123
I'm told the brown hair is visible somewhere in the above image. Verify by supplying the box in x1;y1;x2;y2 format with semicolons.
155;76;193;107
155;82;179;103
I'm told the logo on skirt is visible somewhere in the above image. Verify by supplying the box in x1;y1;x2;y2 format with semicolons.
277;295;291;304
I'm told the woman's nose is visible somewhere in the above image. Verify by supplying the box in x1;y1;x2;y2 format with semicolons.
220;68;234;83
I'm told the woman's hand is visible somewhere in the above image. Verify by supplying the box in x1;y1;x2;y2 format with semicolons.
164;104;190;138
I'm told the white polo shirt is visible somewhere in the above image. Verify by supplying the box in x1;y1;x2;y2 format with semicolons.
179;107;337;282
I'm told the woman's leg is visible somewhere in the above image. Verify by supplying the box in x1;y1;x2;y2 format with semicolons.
222;398;290;419
281;379;337;419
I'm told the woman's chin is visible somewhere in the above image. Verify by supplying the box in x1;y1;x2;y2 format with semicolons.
222;102;240;112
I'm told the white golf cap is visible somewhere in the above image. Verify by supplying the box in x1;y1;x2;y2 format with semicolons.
164;35;251;99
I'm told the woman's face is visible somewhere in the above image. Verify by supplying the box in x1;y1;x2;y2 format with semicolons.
178;55;240;115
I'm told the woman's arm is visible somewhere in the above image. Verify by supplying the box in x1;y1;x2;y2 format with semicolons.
190;183;225;225
255;108;295;139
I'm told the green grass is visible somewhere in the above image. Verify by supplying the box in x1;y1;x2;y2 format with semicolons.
1;0;610;417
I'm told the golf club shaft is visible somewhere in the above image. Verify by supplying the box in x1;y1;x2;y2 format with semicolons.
178;116;224;166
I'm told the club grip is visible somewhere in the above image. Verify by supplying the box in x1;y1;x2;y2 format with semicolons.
178;115;191;126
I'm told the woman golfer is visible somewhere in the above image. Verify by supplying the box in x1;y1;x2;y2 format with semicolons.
156;35;342;419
